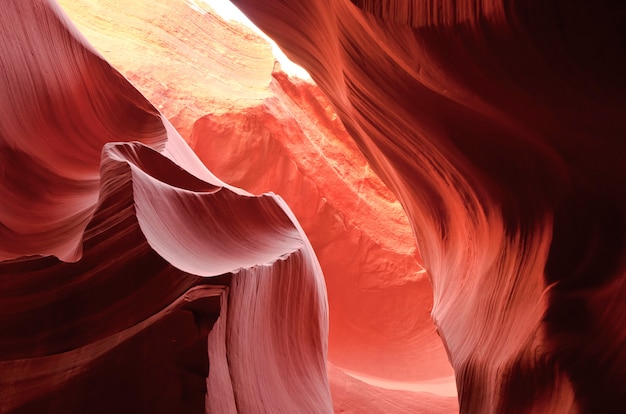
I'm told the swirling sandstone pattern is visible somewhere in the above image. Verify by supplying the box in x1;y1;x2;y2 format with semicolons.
231;0;626;413
4;0;625;412
56;1;456;411
0;1;330;413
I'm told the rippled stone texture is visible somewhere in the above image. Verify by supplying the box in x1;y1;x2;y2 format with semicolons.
5;0;624;412
56;1;456;411
231;0;626;412
0;1;330;412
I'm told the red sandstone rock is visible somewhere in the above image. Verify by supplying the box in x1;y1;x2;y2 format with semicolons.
56;1;456;411
0;1;331;412
190;68;454;386
6;0;623;412
231;0;626;412
328;363;457;413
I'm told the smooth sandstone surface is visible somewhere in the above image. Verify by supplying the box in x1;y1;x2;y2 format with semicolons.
55;0;456;411
3;0;624;413
0;1;330;413
230;0;626;413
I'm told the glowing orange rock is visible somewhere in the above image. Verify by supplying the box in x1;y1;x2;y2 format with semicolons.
0;1;330;412
190;67;454;386
232;0;626;412
56;1;456;410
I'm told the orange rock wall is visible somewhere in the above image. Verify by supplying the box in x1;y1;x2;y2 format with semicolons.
0;1;331;412
3;0;622;412
231;0;626;412
55;1;456;410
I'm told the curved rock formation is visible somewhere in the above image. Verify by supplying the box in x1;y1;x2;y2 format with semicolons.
55;1;457;410
328;363;458;413
6;0;624;412
230;0;626;412
190;67;454;386
0;1;330;413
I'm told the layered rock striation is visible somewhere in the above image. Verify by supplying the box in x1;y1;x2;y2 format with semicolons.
4;0;623;412
231;0;626;412
0;1;330;412
56;1;456;411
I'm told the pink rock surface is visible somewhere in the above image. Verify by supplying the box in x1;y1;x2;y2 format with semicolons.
231;0;626;412
55;1;455;411
5;0;625;412
190;68;453;386
0;1;331;412
328;363;458;413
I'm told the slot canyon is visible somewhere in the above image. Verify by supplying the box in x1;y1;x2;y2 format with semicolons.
0;0;624;413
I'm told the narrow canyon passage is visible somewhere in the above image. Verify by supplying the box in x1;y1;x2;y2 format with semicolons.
55;0;458;411
1;0;624;413
230;0;626;412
